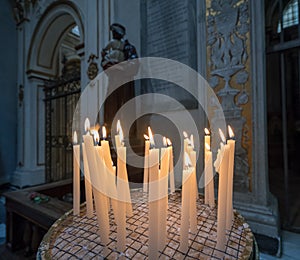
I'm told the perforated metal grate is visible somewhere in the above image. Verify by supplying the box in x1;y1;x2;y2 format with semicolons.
38;190;253;259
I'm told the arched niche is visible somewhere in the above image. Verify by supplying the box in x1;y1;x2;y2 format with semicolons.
27;1;84;79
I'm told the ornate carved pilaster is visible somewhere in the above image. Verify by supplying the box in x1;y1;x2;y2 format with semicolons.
207;0;251;192
206;0;280;252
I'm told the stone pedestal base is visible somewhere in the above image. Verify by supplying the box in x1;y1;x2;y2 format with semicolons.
235;194;281;257
11;169;45;188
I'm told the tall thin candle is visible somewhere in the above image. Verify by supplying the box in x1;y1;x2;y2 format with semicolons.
205;143;215;207
226;126;235;230
148;128;160;259
179;152;194;252
167;138;175;193
73;131;80;216
159;137;170;250
143;134;150;192
215;129;229;253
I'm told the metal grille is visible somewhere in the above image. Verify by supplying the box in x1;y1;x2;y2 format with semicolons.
44;76;81;182
39;191;254;259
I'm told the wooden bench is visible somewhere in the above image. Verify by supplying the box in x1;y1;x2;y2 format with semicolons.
4;179;74;253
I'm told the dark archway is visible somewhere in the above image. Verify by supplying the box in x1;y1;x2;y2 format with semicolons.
265;0;300;231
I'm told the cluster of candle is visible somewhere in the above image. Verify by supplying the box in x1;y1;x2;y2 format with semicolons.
143;127;175;259
72;121;236;256
72;118;132;253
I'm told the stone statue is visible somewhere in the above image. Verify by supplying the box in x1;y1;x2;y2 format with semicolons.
101;23;139;137
101;23;138;70
101;23;126;69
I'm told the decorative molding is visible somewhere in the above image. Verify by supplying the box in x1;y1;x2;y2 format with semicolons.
87;54;99;80
13;0;45;25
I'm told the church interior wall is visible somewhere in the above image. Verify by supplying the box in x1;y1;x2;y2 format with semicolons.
0;0;18;185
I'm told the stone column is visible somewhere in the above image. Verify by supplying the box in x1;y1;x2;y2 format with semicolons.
12;20;45;187
205;0;280;252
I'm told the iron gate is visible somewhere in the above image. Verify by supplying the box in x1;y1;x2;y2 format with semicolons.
44;76;81;182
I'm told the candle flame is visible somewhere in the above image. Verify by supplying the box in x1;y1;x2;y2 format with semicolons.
166;138;172;146
102;126;107;139
219;128;226;143
228;125;234;138
184;152;192;168
73;131;78;144
92;130;99;144
204;128;210;135
183;131;188;139
84;118;90;132
119;127;124;144
116;120;121;133
148;127;155;147
163;136;167;147
205;143;210;151
190;134;194;149
144;134;149;140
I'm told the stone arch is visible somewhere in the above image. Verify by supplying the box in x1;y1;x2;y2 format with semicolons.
27;1;84;79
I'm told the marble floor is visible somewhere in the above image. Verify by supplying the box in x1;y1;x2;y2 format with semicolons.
260;231;300;260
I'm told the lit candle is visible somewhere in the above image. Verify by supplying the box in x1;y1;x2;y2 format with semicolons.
204;143;215;207
101;126;114;174
83;132;110;246
179;152;194;252
73;131;80;216
166;138;175;193
158;137;170;250
116;144;127;252
204;128;211;151
143;133;150;192
226;126;235;230
101;126;119;220
116;124;133;217
215;129;230;253
188;148;198;234
148;128;160;259
204;128;211;204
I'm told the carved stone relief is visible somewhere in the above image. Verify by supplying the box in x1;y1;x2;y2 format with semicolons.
207;0;251;192
13;0;45;24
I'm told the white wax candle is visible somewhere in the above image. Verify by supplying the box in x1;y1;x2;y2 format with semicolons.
148;147;160;260
143;138;150;192
226;127;235;230
158;147;170;250
116;146;128;252
117;146;133;217
168;144;175;193
189;150;198;234
73;131;80;216
82;143;94;218
101;139;114;174
205;149;215;207
179;163;193;252
216;143;230;253
115;135;121;150
204;129;211;205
